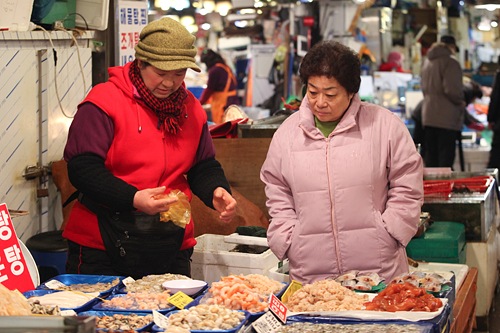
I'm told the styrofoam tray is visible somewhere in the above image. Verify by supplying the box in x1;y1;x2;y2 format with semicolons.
288;293;448;322
223;233;268;247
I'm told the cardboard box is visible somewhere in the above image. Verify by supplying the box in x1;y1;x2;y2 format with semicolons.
191;234;279;285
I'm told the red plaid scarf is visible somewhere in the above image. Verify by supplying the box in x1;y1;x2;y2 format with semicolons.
129;59;187;134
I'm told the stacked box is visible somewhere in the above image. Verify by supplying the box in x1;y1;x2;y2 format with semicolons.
406;222;467;264
191;234;279;285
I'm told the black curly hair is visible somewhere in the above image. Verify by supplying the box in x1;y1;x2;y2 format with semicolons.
299;41;361;95
200;49;225;70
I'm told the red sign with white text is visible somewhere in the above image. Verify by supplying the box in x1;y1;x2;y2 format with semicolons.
0;204;35;292
269;294;287;324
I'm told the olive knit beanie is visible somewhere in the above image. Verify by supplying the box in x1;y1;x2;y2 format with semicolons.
135;17;201;73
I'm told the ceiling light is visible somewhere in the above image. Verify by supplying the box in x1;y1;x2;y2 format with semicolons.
475;0;500;10
216;1;232;16
180;16;195;26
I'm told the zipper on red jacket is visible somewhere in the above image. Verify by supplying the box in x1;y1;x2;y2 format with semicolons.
325;136;343;273
159;130;168;187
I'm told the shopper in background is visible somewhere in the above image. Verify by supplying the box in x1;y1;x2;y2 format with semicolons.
420;35;465;168
378;51;408;73
412;79;485;168
199;49;240;123
488;58;500;169
63;18;236;279
260;41;423;285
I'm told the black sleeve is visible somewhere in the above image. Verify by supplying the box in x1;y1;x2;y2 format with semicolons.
489;71;500;124
67;153;138;211
187;158;231;209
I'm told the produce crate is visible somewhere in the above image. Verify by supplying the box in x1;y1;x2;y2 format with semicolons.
191;234;279;285
406;222;467;264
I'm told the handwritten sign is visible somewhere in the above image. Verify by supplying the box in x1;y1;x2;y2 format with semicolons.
252;311;283;333
167;291;193;309
0;203;35;292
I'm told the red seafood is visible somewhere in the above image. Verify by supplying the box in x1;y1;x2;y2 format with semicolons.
364;282;443;312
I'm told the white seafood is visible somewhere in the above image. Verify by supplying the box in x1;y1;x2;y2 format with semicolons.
334;270;359;282
285;279;368;312
124;273;191;293
28;291;98;308
167;304;246;331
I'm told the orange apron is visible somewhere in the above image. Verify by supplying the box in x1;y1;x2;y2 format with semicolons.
210;63;237;124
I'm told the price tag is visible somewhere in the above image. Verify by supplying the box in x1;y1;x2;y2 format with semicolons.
13;289;26;299
153;310;170;329
45;280;67;290
122;276;135;287
280;280;302;305
251;311;283;333
167;291;193;309
268;294;287;323
60;310;77;316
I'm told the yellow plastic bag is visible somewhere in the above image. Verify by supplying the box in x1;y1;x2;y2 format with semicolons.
155;190;191;228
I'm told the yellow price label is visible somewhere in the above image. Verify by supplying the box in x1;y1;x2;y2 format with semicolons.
167;291;193;309
280;280;302;305
14;289;26;299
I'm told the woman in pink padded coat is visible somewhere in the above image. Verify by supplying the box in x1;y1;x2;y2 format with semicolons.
260;41;423;285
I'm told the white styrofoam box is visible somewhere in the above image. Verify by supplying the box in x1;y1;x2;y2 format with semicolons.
0;0;35;31
268;260;289;284
192;234;279;285
224;233;268;247
75;0;109;30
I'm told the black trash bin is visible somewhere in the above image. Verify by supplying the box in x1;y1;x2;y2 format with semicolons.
25;230;68;283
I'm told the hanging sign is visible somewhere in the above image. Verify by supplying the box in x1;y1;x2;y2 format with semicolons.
117;0;148;66
0;203;35;292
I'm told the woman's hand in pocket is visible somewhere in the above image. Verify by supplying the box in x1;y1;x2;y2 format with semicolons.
133;186;178;215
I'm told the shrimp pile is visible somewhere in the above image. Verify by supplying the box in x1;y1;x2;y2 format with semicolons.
101;291;172;310
0;283;31;316
241;274;284;295
167;304;246;331
206;274;283;313
285;279;369;312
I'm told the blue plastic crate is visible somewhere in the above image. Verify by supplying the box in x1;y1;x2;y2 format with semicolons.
23;289;100;312
37;274;125;298
78;310;154;332
93;293;175;314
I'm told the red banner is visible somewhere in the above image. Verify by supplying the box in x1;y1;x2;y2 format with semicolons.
0;203;35;292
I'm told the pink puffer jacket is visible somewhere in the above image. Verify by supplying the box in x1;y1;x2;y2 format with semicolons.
260;94;423;285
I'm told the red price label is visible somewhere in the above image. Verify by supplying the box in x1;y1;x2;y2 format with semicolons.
269;294;287;324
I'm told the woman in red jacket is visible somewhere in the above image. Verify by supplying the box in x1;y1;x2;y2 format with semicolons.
63;18;236;279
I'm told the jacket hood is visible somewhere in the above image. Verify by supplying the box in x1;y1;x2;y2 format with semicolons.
426;44;452;60
298;94;362;138
107;62;136;99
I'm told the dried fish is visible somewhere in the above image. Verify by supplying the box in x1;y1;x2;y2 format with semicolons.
124;273;191;293
356;272;384;286
334;270;359;282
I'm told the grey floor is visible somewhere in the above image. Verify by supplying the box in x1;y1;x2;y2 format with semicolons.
474;283;500;332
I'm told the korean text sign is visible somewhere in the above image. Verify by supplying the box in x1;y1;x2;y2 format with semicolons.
0;203;34;292
118;0;148;66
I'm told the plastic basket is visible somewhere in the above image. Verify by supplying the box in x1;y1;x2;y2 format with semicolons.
453;176;493;193
423;180;454;198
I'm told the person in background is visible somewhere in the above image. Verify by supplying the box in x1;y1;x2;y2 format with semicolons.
260;41;423;285
63;18;236;279
412;79;485;167
378;51;408;73
420;35;465;168
199;49;240;124
488;58;500;169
